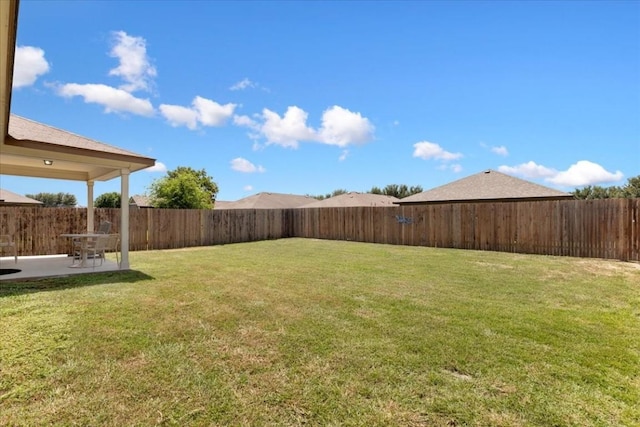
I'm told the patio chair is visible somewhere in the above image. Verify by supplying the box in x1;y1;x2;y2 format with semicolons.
0;235;18;263
106;234;120;267
72;221;112;261
82;234;111;268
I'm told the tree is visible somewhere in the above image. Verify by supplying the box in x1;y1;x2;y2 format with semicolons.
149;166;218;209
572;175;639;199
369;184;423;198
308;189;349;200
94;192;121;208
621;175;640;198
26;192;77;207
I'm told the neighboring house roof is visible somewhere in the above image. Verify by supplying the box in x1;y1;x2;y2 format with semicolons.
300;192;400;208
397;169;574;204
129;194;153;208
216;192;316;209
0;188;43;205
213;200;234;209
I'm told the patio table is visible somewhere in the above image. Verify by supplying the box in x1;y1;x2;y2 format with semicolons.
60;233;108;268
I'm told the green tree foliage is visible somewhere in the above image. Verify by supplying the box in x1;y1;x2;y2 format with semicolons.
311;185;424;200
149;166;218;209
26;192;77;207
94;192;121;208
309;189;349;200
572;175;639;199
621;175;640;198
369;184;423;198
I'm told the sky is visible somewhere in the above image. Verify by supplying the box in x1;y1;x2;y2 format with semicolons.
4;0;639;206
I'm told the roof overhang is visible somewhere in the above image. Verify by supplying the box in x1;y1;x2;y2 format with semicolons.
1;132;156;181
1;0;18;140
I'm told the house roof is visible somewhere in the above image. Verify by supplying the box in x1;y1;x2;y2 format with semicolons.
397;169;573;204
0;188;43;205
215;192;316;209
213;200;234;209
300;192;400;208
129;194;152;208
9;115;146;157
2;114;156;181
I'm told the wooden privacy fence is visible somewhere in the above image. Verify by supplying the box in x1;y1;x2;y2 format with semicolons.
294;199;639;261
0;198;638;261
0;207;291;255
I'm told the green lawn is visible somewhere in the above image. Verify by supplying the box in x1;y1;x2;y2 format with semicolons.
1;238;638;426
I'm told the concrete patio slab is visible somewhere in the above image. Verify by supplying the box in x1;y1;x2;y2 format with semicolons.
0;254;122;282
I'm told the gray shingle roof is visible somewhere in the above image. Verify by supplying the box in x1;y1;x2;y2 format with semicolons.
129;194;152;208
398;169;573;204
215;192;316;209
8;114;151;158
0;188;43;205
300;192;400;208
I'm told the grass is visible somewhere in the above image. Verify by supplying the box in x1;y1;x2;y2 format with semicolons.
1;238;639;426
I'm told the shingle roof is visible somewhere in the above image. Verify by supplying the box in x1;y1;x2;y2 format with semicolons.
129;194;152;208
215;192;316;209
397;169;573;204
0;188;43;205
213;200;234;209
300;192;400;208
8;114;148;158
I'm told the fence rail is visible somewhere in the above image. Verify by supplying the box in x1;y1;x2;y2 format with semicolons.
1;198;638;261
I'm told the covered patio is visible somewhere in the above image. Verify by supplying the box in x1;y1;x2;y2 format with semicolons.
0;0;156;279
0;254;121;282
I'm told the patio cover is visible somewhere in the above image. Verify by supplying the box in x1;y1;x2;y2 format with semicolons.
0;0;156;269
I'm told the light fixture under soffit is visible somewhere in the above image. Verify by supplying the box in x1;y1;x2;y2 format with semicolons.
43;160;53;166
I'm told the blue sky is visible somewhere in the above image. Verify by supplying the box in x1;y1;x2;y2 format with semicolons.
5;0;639;206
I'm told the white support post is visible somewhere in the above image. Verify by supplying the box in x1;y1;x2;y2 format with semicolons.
87;180;94;233
120;169;130;269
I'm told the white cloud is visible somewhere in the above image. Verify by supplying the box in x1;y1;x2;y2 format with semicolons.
451;164;463;173
234;105;375;149
243;185;254;192
193;96;236;126
108;31;156;93
230;157;266;173
233;114;258;129
57;83;155;116
259;106;316;148
230;78;256;91
339;150;349;162
146;161;167;172
491;145;509;156
498;161;556;179
158;104;198;129
413;141;462;161
317;106;375;147
547;160;624;187
13;46;50;88
499;160;624;187
160;96;236;129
